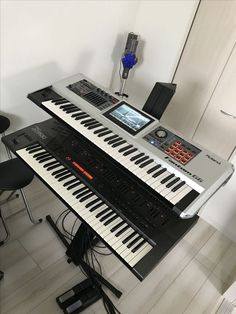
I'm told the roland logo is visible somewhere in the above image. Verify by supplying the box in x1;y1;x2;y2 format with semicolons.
31;126;47;140
206;154;221;165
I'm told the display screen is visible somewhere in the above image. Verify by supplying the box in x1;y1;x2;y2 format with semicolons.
104;102;154;135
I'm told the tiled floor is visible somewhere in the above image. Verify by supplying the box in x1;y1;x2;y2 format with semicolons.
0;178;235;314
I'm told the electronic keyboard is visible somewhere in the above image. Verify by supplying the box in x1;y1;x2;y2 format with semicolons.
28;73;234;218
2;119;199;280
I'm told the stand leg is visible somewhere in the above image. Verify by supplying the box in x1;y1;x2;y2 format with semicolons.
45;214;122;298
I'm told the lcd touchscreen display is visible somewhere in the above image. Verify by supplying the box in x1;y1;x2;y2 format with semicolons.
104;102;153;135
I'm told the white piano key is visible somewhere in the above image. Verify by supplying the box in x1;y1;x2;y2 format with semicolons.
98;217;123;237
165;183;187;201
120;237;144;259
128;244;153;267
125;242;149;263
150;171;169;189
170;185;192;205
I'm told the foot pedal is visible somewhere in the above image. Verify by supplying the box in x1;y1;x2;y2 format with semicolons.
56;278;101;313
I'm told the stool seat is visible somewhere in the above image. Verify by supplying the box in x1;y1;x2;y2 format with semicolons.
0;158;34;190
0;116;10;133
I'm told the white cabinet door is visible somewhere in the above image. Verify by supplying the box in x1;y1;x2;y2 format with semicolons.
161;1;236;139
193;45;236;159
200;150;236;243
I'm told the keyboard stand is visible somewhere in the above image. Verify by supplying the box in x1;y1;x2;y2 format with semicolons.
46;214;122;299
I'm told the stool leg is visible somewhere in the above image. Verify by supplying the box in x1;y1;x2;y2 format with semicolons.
0;270;4;280
19;189;42;224
0;207;10;245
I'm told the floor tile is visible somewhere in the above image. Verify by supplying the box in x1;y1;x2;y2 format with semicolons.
0;240;41;301
184;273;224;314
196;230;232;271
148;259;211;314
19;221;66;269
213;242;236;289
0;257;80;314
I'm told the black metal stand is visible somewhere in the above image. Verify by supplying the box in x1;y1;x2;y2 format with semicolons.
46;214;122;298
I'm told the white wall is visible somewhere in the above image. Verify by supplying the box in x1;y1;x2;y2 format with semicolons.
112;0;199;108
0;0;198;161
0;0;139;131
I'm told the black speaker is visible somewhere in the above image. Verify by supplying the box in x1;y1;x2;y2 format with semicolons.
143;82;176;120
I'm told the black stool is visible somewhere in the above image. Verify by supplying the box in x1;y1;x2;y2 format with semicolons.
0;115;42;245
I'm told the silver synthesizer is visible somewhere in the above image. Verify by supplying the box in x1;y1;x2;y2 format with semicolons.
28;73;234;219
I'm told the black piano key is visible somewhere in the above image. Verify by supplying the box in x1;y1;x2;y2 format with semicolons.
52;168;67;176
127;235;142;248
115;225;129;237
89;202;104;212
174;190;199;211
72;186;88;196
80;192;95;202
38;156;54;163
123;148;137;156
87;123;102;130
60;104;74;109
139;159;154;168
63;106;78;112
171;181;185;192
54;170;70;179
131;239;146;253
108;137;122;145
122;231;137;244
104;134;118;142
26;143;41;151
84;120;99;128
67;181;83;190
62;106;76;112
33;151;48;158
58;173;73;182
47;163;61;171
64;108;81;114
53;99;67;105
147;164;161;174
110;221;125;232
97;130;113;137
28;147;44;154
161;174;175;184
71;112;86;118
166;177;180;188
118;144;132;153
104;215;119;226
99;211;113;222
75;114;90;120
63;104;77;110
130;153;144;161
35;153;50;160
96;208;110;218
43;160;59;168
112;140;126;148
94;127;108;134
152;168;166;178
63;178;78;187
134;156;149;165
86;198;100;208
81;118;95;125
75;189;91;199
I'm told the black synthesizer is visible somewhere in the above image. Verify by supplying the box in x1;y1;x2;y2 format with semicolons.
3;118;199;280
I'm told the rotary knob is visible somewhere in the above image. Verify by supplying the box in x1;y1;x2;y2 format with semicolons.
155;129;167;138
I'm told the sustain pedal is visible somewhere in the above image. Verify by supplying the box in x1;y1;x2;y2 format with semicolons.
56;278;101;313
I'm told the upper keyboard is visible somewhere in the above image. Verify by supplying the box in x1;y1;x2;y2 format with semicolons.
28;73;234;218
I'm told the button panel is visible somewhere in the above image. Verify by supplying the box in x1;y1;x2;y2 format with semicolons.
143;127;201;165
67;79;119;111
